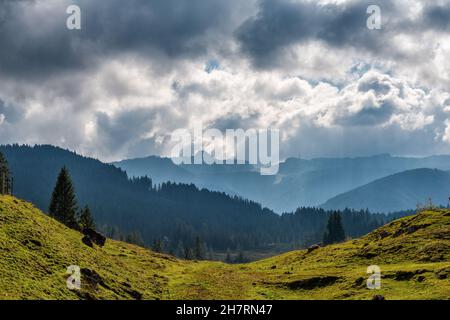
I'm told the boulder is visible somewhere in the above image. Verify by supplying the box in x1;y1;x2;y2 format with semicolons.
378;230;391;239
83;228;106;247
82;235;93;248
307;244;321;253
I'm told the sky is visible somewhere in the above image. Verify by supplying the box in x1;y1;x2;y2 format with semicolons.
1;0;450;161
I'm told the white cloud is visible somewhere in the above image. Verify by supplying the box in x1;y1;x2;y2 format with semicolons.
1;0;450;160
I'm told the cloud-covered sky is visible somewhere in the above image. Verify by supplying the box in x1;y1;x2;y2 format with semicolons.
1;0;450;161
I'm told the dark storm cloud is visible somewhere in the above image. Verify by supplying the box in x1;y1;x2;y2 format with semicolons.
0;0;238;78
235;0;450;68
422;3;450;32
93;105;184;159
83;0;234;56
235;0;394;67
0;0;83;76
1;0;450;161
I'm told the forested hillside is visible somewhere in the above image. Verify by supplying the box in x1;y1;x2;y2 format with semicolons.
115;153;450;212
1;145;409;258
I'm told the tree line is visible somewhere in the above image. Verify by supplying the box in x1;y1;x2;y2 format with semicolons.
1;145;414;261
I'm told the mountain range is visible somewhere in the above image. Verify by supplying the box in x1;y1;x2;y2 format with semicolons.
1;144;393;255
114;153;450;213
323;168;450;212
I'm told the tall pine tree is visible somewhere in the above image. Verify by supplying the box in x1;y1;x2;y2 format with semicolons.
323;212;346;245
49;166;79;229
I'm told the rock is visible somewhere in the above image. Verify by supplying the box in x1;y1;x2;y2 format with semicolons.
286;276;340;290
124;288;143;300
435;269;449;280
357;247;378;259
415;269;428;275
22;239;42;248
378;230;391;239
372;295;385;300
416;275;426;282
82;235;93;248
307;244;321;253
384;270;423;281
393;271;415;281
81;268;110;290
83;228;106;247
353;277;365;287
394;224;431;237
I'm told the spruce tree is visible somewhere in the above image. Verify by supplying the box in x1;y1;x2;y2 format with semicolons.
323;212;346;245
49;166;78;229
175;241;185;258
79;205;95;230
184;247;193;260
152;239;163;253
0;151;11;195
225;249;232;263
236;250;246;263
194;236;205;260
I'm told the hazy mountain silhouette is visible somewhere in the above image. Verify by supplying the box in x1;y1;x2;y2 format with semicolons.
114;154;450;212
322;168;450;212
0;144;397;253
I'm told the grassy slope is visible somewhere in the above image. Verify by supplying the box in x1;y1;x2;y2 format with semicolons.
0;196;189;300
1;195;449;300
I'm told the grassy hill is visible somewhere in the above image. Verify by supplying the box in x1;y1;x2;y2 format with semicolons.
1;195;449;300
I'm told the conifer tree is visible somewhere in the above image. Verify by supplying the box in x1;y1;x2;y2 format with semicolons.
152;239;163;253
225;249;232;263
184;247;193;260
236;250;245;263
175;241;185;258
79;205;95;230
194;236;205;260
126;231;144;246
0;151;11;195
49;166;78;229
323;212;346;245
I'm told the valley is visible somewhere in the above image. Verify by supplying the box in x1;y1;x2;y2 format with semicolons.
1;145;406;260
1;195;448;300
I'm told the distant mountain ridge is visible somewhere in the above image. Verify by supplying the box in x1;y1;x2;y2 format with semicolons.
322;168;450;212
1;144;394;255
114;153;450;212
